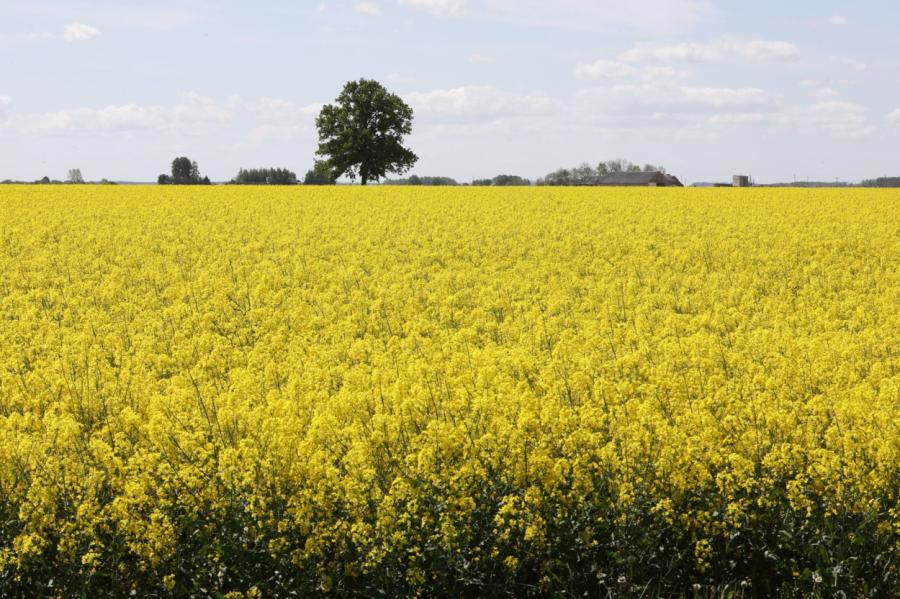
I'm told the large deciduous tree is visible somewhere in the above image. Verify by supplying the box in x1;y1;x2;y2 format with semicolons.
315;79;418;185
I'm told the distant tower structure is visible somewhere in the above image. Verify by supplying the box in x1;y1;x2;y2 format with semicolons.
733;175;751;187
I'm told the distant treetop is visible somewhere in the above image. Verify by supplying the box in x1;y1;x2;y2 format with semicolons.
303;161;337;185
472;174;531;186
860;176;900;188
232;168;297;185
158;157;211;185
537;160;667;186
386;175;459;186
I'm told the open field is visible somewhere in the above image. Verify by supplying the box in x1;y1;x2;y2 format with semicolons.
0;186;897;596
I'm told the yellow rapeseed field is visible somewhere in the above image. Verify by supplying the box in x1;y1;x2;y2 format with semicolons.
0;185;897;596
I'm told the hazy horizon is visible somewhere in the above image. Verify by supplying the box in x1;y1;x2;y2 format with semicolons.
2;1;898;184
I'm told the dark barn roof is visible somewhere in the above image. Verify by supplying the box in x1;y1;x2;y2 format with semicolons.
596;171;683;187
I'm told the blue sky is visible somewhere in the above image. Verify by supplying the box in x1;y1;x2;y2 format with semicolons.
1;0;898;183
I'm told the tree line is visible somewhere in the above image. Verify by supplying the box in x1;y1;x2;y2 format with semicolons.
231;168;297;185
860;176;900;188
537;160;666;186
383;175;533;186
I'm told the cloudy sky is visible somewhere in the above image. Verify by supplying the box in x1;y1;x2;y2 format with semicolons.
1;0;898;183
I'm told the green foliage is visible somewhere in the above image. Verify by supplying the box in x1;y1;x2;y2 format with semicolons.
232;167;297;185
860;176;900;187
3;470;894;597
315;79;418;185
471;175;531;186
538;160;667;185
303;161;337;185
539;168;574;186
386;175;459;186
492;174;531;186
172;157;199;183
160;157;210;185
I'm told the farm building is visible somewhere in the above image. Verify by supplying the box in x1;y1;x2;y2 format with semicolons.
596;171;684;187
733;175;751;187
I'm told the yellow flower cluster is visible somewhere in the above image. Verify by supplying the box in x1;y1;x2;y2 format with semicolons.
0;185;897;595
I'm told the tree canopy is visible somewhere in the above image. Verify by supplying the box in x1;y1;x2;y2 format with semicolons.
386;175;459;186
159;157;211;185
473;174;531;186
232;168;297;185
303;161;338;185
861;176;900;188
67;169;84;184
537;160;668;186
315;79;418;185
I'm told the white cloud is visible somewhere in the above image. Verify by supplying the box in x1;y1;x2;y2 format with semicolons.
642;66;691;82
4;92;325;145
398;0;465;17
829;16;848;25
678;87;774;109
246;97;321;121
887;109;900;124
402;85;562;138
808;101;874;139
576;60;641;80
405;80;782;143
619;38;799;63
706;112;788;126
575;59;688;82
577;84;775;114
1;22;100;44
13;93;234;137
245;97;322;142
63;22;101;41
355;2;382;16
483;0;710;33
405;85;558;119
0;96;11;107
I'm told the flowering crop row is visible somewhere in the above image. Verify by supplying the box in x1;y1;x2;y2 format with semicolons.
0;186;897;596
